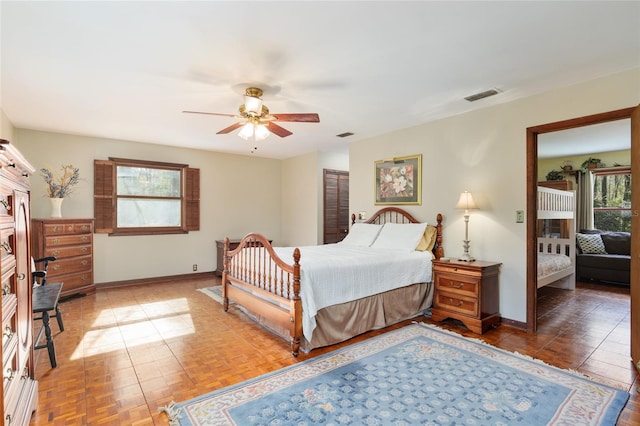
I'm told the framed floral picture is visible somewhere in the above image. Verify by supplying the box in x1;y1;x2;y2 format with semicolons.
374;154;422;205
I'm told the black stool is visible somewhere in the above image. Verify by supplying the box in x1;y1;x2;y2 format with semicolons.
32;282;63;368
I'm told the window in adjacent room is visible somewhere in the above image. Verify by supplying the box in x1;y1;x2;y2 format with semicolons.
94;158;200;235
593;166;631;232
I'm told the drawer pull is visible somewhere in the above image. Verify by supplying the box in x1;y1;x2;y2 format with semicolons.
53;226;61;232
52;238;59;244
17;273;26;281
5;414;12;425
448;281;463;289
67;226;73;232
1;242;12;253
81;236;88;242
80;225;89;231
448;298;463;307
52;265;61;271
80;247;88;252
52;250;60;256
81;260;88;265
5;368;15;381
0;199;10;211
81;275;89;281
3;326;13;339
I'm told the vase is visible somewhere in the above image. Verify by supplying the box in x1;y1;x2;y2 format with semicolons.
49;197;64;218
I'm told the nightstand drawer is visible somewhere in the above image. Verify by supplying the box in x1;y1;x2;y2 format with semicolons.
434;292;479;317
434;273;479;298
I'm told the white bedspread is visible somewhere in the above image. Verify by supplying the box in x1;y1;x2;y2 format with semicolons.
537;253;572;278
273;244;432;342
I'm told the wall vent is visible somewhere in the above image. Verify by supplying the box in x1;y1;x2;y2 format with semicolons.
336;132;354;138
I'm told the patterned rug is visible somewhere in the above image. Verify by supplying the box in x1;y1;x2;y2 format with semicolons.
162;323;629;425
197;286;224;304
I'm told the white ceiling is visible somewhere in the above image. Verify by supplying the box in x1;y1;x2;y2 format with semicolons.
1;1;639;160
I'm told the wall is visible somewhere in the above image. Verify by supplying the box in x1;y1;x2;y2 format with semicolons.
349;67;640;324
14;129;282;284
538;149;631;182
1;109;16;142
281;152;319;246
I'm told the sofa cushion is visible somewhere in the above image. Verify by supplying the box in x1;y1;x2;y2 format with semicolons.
576;233;607;254
600;232;631;255
576;253;630;270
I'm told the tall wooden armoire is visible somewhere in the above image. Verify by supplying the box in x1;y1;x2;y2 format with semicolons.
0;140;39;425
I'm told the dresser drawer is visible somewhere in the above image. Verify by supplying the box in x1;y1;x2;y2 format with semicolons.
45;244;92;259
434;291;479;317
44;222;93;235
434;273;479;298
44;233;92;247
51;271;93;294
47;255;92;276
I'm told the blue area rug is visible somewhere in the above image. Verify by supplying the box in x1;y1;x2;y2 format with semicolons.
164;323;628;425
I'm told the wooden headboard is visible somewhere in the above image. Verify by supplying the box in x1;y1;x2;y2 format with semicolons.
350;207;444;259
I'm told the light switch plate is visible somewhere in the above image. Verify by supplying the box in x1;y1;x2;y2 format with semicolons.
516;210;524;223
358;211;367;220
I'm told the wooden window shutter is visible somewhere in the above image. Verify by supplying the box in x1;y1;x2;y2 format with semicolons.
185;167;200;231
94;160;115;233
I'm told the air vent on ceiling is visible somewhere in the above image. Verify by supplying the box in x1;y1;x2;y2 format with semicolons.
336;132;354;138
464;88;501;102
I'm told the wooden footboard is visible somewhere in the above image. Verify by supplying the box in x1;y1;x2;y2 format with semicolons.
222;208;444;357
222;233;302;356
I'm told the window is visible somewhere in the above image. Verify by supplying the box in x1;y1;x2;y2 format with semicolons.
593;166;631;232
94;158;200;235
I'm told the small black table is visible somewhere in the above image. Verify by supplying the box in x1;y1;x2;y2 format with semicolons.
32;282;64;368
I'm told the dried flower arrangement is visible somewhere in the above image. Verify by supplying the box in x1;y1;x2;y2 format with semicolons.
39;165;80;198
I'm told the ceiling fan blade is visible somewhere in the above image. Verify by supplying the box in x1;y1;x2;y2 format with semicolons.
216;122;244;134
266;122;293;138
183;110;237;118
270;113;320;123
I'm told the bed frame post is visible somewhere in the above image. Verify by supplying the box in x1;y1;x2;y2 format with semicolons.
291;248;302;357
222;237;230;312
434;213;444;260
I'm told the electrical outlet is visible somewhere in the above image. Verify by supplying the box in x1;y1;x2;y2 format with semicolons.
516;210;524;223
192;264;197;271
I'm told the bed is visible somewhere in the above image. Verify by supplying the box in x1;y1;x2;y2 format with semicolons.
221;207;444;357
537;186;576;290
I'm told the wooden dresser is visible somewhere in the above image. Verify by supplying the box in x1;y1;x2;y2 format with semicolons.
431;259;501;334
31;218;95;298
0;140;38;425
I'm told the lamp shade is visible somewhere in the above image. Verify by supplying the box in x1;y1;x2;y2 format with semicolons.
238;123;254;140
254;124;270;141
455;191;478;210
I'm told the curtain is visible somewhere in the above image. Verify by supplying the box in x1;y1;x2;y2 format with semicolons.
576;171;594;231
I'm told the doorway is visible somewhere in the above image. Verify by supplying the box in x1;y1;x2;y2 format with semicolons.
526;106;639;366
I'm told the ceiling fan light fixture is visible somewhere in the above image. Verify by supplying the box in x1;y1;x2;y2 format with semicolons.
244;95;263;116
238;122;254;140
254;123;270;140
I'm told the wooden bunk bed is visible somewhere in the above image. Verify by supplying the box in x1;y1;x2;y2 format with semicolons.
537;186;576;290
221;207;444;357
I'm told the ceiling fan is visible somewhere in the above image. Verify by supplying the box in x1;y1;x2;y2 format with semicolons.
183;87;320;140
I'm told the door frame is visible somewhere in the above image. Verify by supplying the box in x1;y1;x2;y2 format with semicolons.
526;106;637;334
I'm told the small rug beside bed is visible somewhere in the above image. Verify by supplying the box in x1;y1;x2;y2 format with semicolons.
197;286;226;304
161;323;628;425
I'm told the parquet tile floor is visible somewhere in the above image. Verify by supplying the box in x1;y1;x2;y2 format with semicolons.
29;276;639;425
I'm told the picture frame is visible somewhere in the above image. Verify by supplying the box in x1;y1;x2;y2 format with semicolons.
374;154;422;205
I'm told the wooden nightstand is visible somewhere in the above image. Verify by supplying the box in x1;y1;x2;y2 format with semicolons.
431;259;501;334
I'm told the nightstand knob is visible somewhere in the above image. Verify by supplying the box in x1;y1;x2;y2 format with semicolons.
448;298;463;307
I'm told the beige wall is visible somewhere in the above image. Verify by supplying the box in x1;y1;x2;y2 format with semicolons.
538;149;631;182
14;129;283;284
349;67;640;323
1;109;16;142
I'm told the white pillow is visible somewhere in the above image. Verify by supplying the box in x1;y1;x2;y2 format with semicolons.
340;223;383;247
370;222;428;252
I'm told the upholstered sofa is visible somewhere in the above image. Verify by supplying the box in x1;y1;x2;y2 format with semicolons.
575;230;631;285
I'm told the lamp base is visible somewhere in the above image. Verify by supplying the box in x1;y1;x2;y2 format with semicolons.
458;253;475;262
